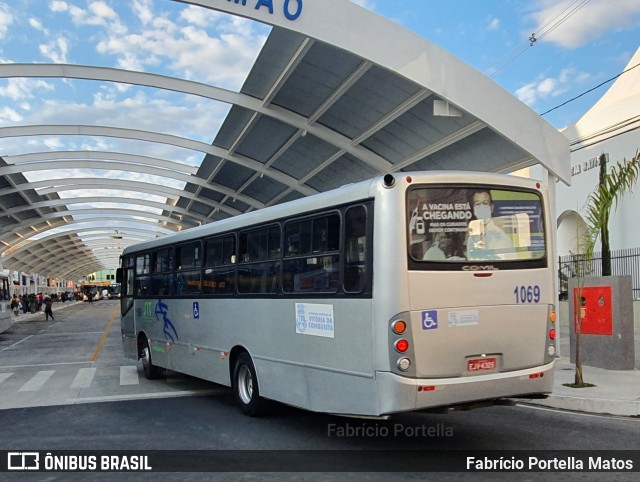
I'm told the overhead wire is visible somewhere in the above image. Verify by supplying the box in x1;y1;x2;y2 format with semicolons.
483;0;591;79
540;61;640;116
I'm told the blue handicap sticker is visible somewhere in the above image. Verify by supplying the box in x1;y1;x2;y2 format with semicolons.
193;302;199;319
421;310;438;330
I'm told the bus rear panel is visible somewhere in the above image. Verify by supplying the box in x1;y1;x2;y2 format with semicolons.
374;176;555;414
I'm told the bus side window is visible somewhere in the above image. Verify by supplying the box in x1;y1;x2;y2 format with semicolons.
344;206;367;293
176;242;202;296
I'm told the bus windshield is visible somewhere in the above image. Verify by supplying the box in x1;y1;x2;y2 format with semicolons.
407;185;545;265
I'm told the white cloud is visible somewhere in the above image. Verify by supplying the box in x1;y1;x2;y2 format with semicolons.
0;78;55;101
39;36;70;63
527;0;640;49
55;0;127;35
43;137;65;149
516;68;589;106
29;17;49;35
0;2;13;38
49;1;69;13
0;106;22;124
48;2;267;89
179;4;226;27
487;17;500;31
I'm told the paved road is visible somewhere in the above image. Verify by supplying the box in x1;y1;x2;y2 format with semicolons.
0;301;217;410
1;388;639;480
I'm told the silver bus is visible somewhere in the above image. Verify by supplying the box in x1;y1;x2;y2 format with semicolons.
118;171;556;417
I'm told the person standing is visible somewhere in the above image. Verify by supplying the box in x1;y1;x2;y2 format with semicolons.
10;294;19;316
44;296;54;321
21;294;30;314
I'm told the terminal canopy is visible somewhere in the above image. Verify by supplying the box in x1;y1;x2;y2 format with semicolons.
0;0;569;282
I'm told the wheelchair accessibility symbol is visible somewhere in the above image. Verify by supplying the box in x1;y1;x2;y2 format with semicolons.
421;310;438;330
193;302;200;319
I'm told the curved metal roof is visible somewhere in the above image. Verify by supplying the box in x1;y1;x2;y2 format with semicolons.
0;0;569;282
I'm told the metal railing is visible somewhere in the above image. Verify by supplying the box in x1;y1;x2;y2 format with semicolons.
559;247;640;300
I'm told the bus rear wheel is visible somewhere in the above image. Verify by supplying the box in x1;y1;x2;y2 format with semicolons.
140;338;162;379
232;353;264;416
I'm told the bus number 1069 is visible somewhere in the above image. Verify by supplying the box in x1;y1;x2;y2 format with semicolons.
514;285;541;304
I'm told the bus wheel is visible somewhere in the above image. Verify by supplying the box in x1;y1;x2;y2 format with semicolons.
140;339;162;379
232;353;264;416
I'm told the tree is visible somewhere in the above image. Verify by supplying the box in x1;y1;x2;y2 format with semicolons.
584;150;640;269
572;150;640;385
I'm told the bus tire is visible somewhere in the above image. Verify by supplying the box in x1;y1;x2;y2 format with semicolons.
232;353;264;416
140;338;162;379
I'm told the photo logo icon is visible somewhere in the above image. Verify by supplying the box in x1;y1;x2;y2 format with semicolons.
7;452;39;470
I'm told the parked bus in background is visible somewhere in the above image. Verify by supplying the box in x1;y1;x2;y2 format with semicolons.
107;283;121;299
80;281;112;301
117;171;557;417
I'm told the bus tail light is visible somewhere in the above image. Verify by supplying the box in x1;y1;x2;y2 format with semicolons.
395;339;409;353
389;312;415;376
397;357;411;371
417;385;436;392
391;320;407;334
544;305;557;365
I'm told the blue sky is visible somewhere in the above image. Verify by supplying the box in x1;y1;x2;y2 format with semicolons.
1;0;639;244
361;0;640;130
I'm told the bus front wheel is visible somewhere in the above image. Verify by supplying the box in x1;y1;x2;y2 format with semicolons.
140;338;162;379
232;353;264;416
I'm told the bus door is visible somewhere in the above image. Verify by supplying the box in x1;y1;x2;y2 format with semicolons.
116;262;135;333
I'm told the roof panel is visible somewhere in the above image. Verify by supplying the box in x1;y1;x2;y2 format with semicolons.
274;190;305;206
235;116;298;163
0;193;29;209
317;65;421;138
187;201;213;217
307;153;378;191
244;175;288;204
199;187;225;203
407;128;528;172
270;41;363;117
212;106;256;150
222;198;250;213
241;28;307;100
213;162;255;191
362;96;477;164
195;154;222;179
270;134;340;179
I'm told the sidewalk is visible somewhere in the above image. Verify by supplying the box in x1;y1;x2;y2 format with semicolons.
518;357;640;417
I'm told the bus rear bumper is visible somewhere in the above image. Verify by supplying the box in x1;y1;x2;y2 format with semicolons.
376;361;555;415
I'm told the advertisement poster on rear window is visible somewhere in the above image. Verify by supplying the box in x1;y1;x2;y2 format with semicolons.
407;187;545;263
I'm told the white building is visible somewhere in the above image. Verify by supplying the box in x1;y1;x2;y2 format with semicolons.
555;46;640;257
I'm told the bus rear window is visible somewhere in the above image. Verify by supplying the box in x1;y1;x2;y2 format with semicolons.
407;186;545;265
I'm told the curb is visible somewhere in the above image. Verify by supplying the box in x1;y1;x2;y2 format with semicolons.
517;395;640;417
